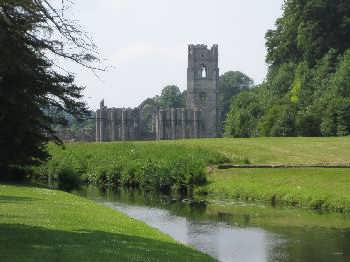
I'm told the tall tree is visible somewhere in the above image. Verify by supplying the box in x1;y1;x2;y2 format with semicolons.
218;71;254;133
225;0;350;138
158;85;185;109
0;1;101;174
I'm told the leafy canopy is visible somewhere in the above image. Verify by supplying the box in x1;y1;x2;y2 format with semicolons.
225;0;350;138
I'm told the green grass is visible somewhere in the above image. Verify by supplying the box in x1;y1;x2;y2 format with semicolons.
4;138;348;260
39;137;350;212
173;137;350;165
199;168;350;212
0;184;214;262
36;142;227;192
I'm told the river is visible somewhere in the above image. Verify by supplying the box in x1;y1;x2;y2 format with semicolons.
76;186;350;262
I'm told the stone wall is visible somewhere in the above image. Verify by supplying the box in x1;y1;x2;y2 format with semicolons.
186;44;219;138
96;44;219;142
155;108;201;140
155;44;219;140
96;101;141;141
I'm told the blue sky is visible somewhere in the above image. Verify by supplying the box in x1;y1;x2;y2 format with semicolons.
65;0;284;109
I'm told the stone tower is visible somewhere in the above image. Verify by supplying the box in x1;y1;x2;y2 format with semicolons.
186;44;219;138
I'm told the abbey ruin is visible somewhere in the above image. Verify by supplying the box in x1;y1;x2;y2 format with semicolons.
96;44;219;141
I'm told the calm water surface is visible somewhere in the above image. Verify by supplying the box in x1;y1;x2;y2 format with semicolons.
77;187;350;262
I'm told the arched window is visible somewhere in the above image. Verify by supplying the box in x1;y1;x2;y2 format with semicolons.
200;65;207;78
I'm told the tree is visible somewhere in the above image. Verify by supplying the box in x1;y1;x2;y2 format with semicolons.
226;0;350;138
218;71;254;134
224;89;264;137
0;1;101;174
295;111;321;137
158;85;185;109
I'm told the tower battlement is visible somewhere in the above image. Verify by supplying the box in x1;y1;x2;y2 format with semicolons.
186;44;219;138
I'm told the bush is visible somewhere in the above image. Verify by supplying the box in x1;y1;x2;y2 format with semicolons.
92;164;123;187
56;165;82;192
34;142;228;194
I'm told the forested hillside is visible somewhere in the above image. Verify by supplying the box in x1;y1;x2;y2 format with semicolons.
225;0;350;137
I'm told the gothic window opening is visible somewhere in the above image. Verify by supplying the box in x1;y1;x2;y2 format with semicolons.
200;65;207;79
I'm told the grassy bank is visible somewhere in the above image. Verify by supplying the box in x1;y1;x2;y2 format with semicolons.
36;142;227;192
0;184;214;262
84;187;350;229
39;137;350;212
199;168;350;212
204;200;350;229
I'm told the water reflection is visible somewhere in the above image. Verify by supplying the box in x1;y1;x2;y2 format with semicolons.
77;187;350;262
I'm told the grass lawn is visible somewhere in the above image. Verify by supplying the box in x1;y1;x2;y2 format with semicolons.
0;184;214;262
139;137;350;212
200;168;350;212
172;137;350;165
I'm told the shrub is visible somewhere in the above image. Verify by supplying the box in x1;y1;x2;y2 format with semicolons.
56;165;82;192
35;142;228;194
121;161;142;187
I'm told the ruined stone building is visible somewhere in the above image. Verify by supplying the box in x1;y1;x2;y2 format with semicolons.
96;44;219;141
155;44;219;139
96;100;141;141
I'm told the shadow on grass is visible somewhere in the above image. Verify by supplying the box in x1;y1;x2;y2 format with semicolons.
0;196;37;204
0;224;214;262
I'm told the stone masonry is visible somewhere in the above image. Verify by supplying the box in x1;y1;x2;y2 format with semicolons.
155;44;219;139
96;100;140;141
154;108;202;139
96;44;219;141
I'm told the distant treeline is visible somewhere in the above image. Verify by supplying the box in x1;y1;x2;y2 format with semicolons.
225;0;350;137
49;109;95;142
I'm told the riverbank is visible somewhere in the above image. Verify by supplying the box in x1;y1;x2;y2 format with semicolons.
39;137;350;213
0;184;214;262
80;186;350;262
83;186;350;229
199;168;350;212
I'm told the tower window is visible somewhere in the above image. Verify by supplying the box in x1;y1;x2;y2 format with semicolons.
200;65;207;78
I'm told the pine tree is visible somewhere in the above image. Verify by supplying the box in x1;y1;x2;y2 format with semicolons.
0;1;102;175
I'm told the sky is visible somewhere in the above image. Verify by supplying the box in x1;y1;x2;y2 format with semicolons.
65;0;284;110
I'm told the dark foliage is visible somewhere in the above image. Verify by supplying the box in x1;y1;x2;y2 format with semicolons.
218;71;254;134
0;1;101;174
225;0;350;137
